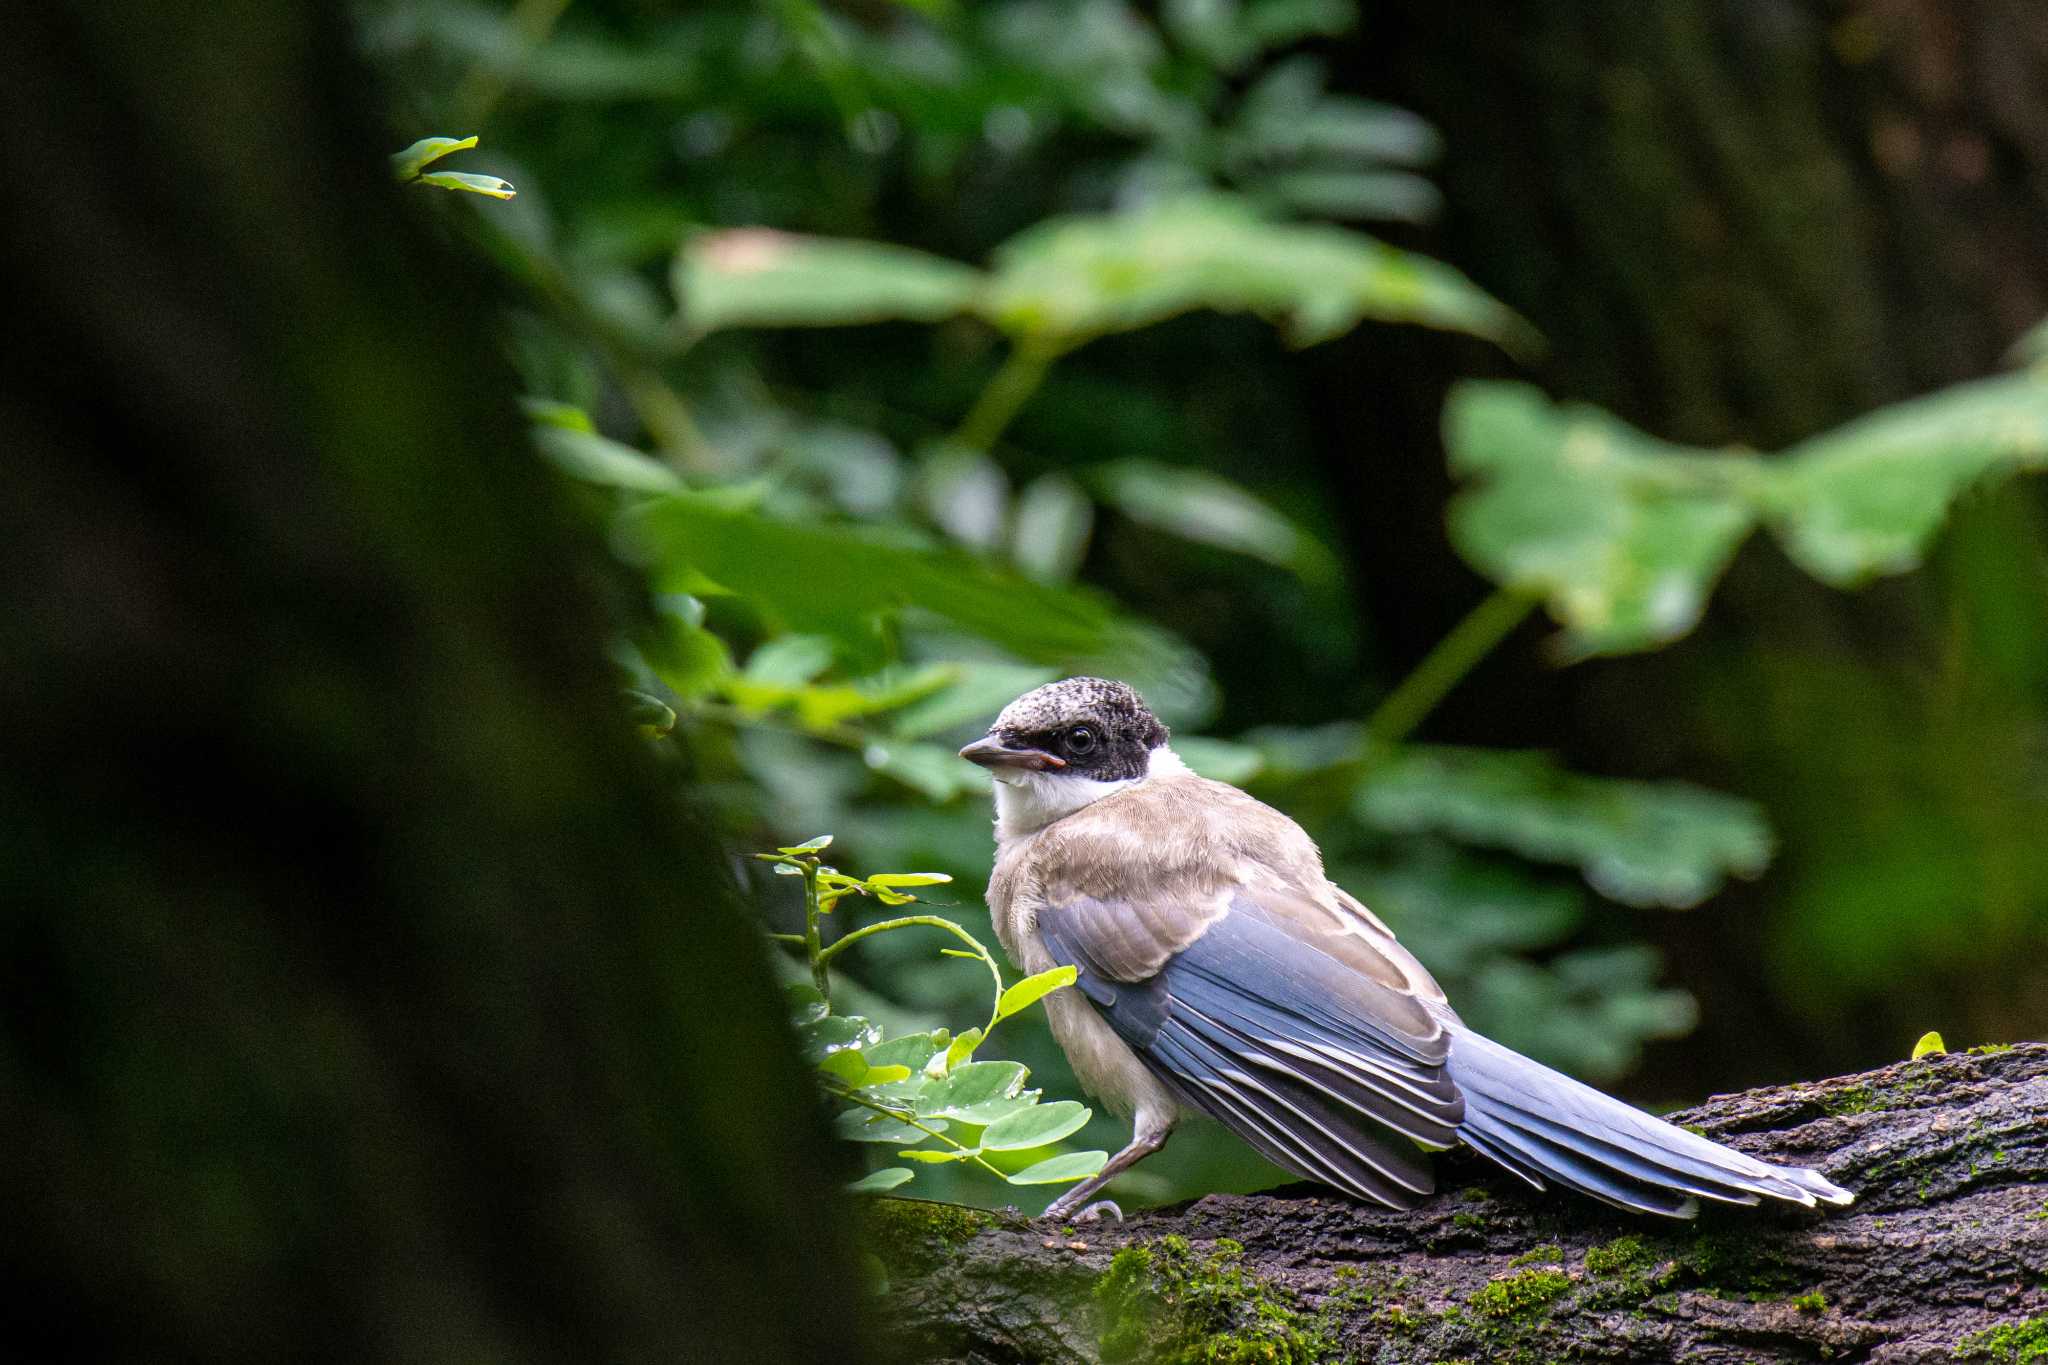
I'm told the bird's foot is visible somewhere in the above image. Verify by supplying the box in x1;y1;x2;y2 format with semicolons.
1071;1199;1123;1224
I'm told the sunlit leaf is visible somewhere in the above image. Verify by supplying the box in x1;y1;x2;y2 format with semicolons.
980;1099;1090;1150
1911;1030;1947;1060
983;195;1531;350
818;1051;871;1086
995;966;1076;1021
1355;745;1774;909
415;170;517;199
1763;371;2048;585
919;1059;1030;1121
779;835;834;855
676;229;982;333
390;134;477;180
898;1147;975;1164
845;1166;915;1194
940;1027;983;1073
866;872;953;888
1005;1150;1109;1185
1444;382;1758;658
864;1032;947;1072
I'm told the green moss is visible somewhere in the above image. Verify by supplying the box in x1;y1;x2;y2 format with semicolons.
860;1198;995;1277
1468;1269;1571;1320
1095;1235;1338;1364
2025;1203;2048;1223
1682;1232;1797;1294
1967;1043;2015;1057
1450;1211;1486;1231
1585;1235;1655;1278
1827;1076;1934;1116
1509;1243;1564;1268
1954;1316;2048;1363
1792;1291;1827;1313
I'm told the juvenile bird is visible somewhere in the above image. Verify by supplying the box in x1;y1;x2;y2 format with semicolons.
961;677;1852;1223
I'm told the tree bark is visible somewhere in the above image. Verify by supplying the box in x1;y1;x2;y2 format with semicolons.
875;1043;2047;1363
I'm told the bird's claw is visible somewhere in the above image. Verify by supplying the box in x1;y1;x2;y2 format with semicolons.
1072;1199;1123;1224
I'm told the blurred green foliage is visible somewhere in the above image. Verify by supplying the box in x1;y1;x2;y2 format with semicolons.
366;0;2048;1210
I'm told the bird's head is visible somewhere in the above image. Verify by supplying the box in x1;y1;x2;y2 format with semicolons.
959;677;1172;805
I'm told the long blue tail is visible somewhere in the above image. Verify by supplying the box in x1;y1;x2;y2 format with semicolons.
1449;1025;1853;1218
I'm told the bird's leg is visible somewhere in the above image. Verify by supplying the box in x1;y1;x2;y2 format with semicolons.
1039;1114;1172;1223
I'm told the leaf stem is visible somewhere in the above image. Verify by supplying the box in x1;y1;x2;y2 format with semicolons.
801;863;831;1005
1366;587;1537;749
816;914;1007;1033
950;337;1068;453
831;1086;1010;1181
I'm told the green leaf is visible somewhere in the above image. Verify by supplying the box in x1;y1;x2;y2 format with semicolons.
415;170;517;200
1089;459;1336;577
623;689;675;737
862;741;989;802
390;134;477;180
940;1027;983;1073
1763;371;2048;585
834;1110;942;1144
784;984;828;1026
1005;1150;1109;1185
1911;1030;1947;1060
995;966;1077;1022
796;1013;882;1064
817;1051;871;1086
676;229;982;333
885;663;1061;741
898;1147;975;1164
865;872;953;888
983;194;1531;350
1444;382;1758;658
1355;745;1774;909
778;835;833;855
864;1032;947;1072
536;427;682;493
919;1059;1030;1122
979;1100;1090;1150
622;498;1120;664
845;1167;915;1194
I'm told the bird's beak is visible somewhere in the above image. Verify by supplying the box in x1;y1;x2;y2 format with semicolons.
958;734;1066;771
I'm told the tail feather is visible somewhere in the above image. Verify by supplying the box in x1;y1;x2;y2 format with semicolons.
1449;1025;1852;1218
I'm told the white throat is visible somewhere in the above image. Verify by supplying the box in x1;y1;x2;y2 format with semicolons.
991;745;1190;842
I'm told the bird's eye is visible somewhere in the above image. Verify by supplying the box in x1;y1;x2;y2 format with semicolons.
1065;726;1096;755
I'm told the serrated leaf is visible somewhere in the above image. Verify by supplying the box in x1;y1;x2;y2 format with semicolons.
390;134;477;180
983;194;1530;350
1355;745;1774;909
845;1167;915;1194
919;1059;1029;1121
415;170;516;200
1444;382;1758;658
1005;1150;1109;1185
677;229;982;333
1764;371;2048;585
995;966;1077;1021
980;1100;1090;1150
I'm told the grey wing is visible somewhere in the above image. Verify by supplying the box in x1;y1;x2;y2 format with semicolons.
1038;888;1465;1209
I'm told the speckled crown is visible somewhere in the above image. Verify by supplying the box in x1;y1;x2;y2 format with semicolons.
992;677;1168;748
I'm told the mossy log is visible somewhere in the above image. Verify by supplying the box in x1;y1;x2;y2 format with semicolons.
876;1043;2047;1363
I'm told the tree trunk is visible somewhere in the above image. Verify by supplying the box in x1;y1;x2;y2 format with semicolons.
874;1043;2047;1363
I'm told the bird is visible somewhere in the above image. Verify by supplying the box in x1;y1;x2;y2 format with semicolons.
959;676;1853;1225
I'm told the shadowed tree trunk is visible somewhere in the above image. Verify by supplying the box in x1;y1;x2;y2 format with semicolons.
875;1044;2047;1363
0;5;869;1360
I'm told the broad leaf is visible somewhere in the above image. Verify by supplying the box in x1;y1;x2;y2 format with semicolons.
390;134;477;180
676;229;981;333
995;966;1077;1021
1005;1150;1109;1185
919;1060;1030;1122
796;1014;882;1063
784;984;828;1025
864;1032;948;1072
845;1167;915;1194
835;1110;942;1144
1089;459;1336;577
979;1099;1091;1150
983;195;1530;349
1356;745;1773;909
1444;382;1757;658
1764;371;2048;585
